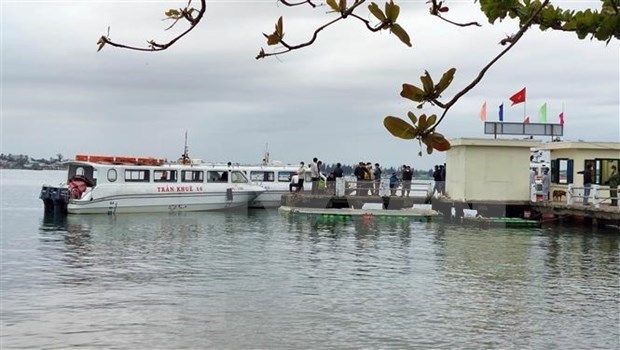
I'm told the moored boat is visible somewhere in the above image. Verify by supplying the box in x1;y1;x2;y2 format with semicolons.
40;154;265;215
237;163;315;208
231;149;327;208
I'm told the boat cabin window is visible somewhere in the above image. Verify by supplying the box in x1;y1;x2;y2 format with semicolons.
107;169;117;182
230;171;249;184
250;171;275;182
278;171;295;182
181;170;204;183
125;169;150;182
206;170;228;183
154;170;177;182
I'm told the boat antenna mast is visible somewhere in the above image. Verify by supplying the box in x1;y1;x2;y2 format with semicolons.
181;130;190;164
262;143;270;165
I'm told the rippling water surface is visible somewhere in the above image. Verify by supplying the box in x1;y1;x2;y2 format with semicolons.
1;170;619;349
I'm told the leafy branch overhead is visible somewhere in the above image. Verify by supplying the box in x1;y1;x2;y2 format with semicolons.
384;68;456;154
257;1;411;60
97;0;620;154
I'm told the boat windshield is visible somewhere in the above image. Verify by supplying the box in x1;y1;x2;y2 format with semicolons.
231;171;249;184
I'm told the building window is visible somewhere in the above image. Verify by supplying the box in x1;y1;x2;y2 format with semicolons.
551;159;573;184
595;158;620;185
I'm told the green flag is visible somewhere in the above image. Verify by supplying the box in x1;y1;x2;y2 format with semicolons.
539;102;547;123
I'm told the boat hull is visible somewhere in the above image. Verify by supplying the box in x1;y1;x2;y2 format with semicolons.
249;189;292;208
67;191;260;214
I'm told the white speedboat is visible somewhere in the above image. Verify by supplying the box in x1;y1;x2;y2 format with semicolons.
40;154;265;215
238;163;313;208
232;151;326;208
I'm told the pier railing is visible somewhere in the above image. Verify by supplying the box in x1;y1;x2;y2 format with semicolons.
335;178;433;198
532;184;619;209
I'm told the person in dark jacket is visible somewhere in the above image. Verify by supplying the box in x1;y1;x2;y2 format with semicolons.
605;165;619;206
577;163;593;205
354;162;365;196
389;173;399;196
333;163;344;179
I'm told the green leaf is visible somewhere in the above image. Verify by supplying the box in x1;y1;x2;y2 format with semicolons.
407;111;417;125
326;0;340;12
390;23;411;47
400;83;425;102
385;1;400;22
165;9;181;19
384;116;417;139
426;114;437;127
276;16;284;37
420;71;434;94
434;68;456;95
368;2;386;22
418;114;428;130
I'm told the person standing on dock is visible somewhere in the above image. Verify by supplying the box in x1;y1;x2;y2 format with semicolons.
310;157;320;194
389;173;399;196
373;163;382;196
333;163;344;179
605;165;619;206
296;161;306;192
354;162;365;196
578;163;593;205
542;168;551;201
401;165;413;197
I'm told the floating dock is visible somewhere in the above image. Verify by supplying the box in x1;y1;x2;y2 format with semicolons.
279;205;441;222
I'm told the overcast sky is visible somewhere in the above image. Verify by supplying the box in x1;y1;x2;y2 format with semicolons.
2;1;618;170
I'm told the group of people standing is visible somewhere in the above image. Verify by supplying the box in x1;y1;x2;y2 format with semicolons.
532;162;619;207
290;158;345;195
432;164;446;196
353;162;383;196
579;163;619;206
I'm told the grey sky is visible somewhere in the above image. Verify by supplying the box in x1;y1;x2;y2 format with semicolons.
2;1;618;170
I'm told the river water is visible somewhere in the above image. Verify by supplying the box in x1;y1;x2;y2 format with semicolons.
1;170;618;349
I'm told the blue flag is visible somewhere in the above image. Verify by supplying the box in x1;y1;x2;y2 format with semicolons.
499;103;504;121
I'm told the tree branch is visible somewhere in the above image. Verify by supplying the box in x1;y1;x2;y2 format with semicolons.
97;0;206;52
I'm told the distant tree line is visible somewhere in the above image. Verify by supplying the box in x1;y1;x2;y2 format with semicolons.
0;153;66;170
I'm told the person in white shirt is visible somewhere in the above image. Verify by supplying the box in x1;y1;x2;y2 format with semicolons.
310;157;320;194
295;161;306;192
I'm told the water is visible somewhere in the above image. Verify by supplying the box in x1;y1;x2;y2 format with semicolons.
1;170;619;349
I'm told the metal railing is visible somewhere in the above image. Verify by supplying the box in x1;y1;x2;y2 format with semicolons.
335;178;433;198
531;184;619;209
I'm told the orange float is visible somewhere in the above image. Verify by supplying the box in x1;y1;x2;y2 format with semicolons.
75;154;165;165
